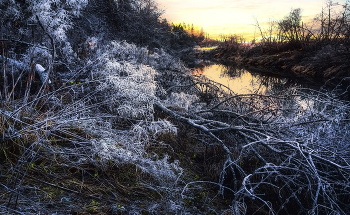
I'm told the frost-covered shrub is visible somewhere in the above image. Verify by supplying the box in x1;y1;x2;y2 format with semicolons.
96;59;157;119
101;41;186;71
20;0;88;62
55;38;184;186
92;136;181;184
0;0;22;20
0;0;89;69
28;0;88;41
85;122;181;185
73;39;186;186
132;120;177;143
148;48;186;71
162;92;199;111
102;41;149;63
21;46;52;67
91;40;190;120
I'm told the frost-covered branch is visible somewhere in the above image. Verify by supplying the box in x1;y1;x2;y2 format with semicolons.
155;101;232;154
157;69;350;214
0;55;50;84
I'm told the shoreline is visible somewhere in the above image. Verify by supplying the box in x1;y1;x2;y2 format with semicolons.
197;43;350;87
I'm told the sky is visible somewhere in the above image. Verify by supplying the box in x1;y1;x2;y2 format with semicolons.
156;0;347;40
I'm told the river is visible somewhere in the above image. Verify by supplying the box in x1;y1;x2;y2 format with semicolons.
192;62;322;95
190;62;350;122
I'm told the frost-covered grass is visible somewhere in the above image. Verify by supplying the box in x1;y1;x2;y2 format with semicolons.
0;31;203;213
2;36;350;213
0;1;191;209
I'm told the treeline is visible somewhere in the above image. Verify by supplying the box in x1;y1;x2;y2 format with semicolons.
79;0;198;51
170;23;205;43
65;0;209;54
215;0;350;57
257;2;350;45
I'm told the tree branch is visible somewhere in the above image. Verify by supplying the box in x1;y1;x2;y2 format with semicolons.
0;55;51;84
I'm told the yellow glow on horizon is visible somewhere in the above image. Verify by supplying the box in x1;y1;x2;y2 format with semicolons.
157;0;347;41
171;22;204;37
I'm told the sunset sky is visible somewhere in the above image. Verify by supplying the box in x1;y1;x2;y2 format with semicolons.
157;0;347;40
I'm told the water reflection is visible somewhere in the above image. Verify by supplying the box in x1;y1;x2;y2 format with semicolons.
192;63;322;120
193;63;298;95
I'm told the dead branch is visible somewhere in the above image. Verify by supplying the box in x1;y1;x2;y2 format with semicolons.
0;55;51;84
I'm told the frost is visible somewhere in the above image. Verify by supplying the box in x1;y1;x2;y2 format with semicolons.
66;40;184;186
85;36;98;51
21;46;52;67
94;41;158;120
132;120;177;143
28;0;88;42
91;130;181;185
163;92;199;111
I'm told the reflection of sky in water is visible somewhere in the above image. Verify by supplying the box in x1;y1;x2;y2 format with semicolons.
193;64;319;118
196;64;279;94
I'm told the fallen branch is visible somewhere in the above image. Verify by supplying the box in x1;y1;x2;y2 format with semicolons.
0;55;51;84
155;101;232;155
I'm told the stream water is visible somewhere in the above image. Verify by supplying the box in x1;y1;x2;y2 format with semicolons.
191;62;348;119
192;63;324;95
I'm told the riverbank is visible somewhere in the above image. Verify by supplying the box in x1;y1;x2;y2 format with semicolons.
208;42;350;86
